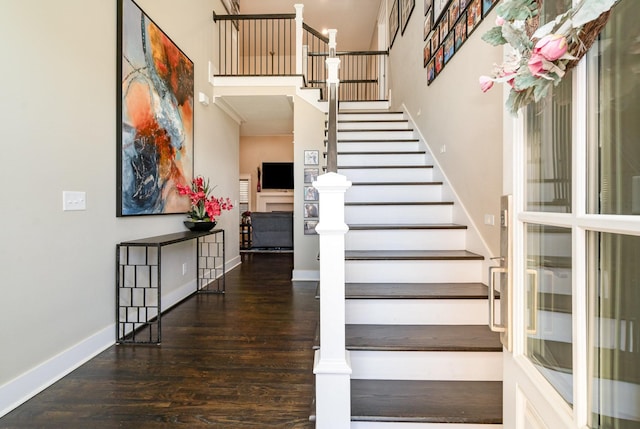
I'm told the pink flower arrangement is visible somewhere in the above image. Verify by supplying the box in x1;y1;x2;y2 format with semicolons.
177;176;233;222
479;0;621;115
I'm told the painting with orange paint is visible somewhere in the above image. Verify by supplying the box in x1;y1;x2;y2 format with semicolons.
117;0;193;216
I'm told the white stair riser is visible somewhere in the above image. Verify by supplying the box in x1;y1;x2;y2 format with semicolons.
339;153;430;167
346;260;483;283
337;130;415;140
338;113;404;122
337;141;421;153
338;121;410;130
350;351;503;381
346;299;490;325
340;168;434;183
352;422;502;428
347;185;442;203
339;101;390;110
346;204;453;224
346;229;466;251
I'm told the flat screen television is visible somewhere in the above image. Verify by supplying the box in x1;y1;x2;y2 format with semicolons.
261;162;294;190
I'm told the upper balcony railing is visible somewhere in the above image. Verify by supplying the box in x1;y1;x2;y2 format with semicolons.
213;8;388;102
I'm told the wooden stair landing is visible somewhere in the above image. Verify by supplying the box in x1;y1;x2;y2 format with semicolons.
351;380;503;424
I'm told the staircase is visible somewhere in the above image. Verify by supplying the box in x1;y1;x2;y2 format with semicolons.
314;104;503;428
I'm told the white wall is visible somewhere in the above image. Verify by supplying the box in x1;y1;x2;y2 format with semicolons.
0;0;239;415
293;95;326;280
386;1;504;255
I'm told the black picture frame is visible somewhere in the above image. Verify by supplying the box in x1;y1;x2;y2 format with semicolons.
400;0;416;35
117;0;194;217
423;7;433;41
389;0;399;48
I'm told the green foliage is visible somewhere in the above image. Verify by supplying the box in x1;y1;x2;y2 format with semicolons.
481;26;508;46
496;0;538;21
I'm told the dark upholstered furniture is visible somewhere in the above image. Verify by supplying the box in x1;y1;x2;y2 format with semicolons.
250;212;293;248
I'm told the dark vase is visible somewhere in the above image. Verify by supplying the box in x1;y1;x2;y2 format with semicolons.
184;220;217;231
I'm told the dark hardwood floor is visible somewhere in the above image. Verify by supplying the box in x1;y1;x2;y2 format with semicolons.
1;254;318;429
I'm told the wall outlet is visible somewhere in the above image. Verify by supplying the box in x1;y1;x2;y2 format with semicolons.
182;263;188;275
440;145;446;153
484;214;495;226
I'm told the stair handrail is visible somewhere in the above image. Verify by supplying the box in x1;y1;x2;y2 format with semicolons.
325;30;339;173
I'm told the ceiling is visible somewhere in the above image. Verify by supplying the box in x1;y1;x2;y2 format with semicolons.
221;0;383;136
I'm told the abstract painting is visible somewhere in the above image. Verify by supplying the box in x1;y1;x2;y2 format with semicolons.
117;0;194;216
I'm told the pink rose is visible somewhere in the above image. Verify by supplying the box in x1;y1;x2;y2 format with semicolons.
533;34;568;62
527;53;546;76
479;75;494;93
495;16;505;26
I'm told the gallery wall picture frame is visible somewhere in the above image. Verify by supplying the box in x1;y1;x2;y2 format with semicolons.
425;0;432;15
389;0;399;48
423;0;494;85
304;203;319;218
482;0;497;17
466;0;482;35
400;0;416;35
433;0;450;22
117;0;194;217
454;12;467;49
304;150;319;166
443;33;455;64
304;167;319;183
423;7;433;41
304;186;319;201
304;220;319;235
423;40;431;67
427;57;436;84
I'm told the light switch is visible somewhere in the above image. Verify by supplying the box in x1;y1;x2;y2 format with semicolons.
63;191;86;211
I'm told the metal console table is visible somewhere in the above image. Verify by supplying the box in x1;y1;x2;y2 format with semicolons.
116;229;225;344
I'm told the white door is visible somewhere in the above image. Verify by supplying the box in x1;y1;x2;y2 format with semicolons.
503;0;640;428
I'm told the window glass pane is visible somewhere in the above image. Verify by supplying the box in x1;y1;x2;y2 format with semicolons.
588;232;640;428
525;224;573;404
525;0;572;213
588;0;640;215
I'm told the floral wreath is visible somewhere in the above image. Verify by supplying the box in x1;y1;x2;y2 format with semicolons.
479;0;621;115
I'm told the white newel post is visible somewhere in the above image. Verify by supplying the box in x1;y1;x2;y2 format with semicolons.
294;4;304;75
313;172;352;429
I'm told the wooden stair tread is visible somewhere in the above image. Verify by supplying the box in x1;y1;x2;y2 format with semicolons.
338;165;433;169
345;250;484;261
337;151;425;155
338;120;409;123
345;201;453;206
351;380;503;424
351;181;442;186
344;282;489;299
348;223;466;231
336;128;414;132
335;138;420;142
345;325;502;351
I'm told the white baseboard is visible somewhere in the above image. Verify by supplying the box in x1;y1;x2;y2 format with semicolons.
292;269;319;281
0;325;113;418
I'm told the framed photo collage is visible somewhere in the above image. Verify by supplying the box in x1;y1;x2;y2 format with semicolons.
423;0;498;85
